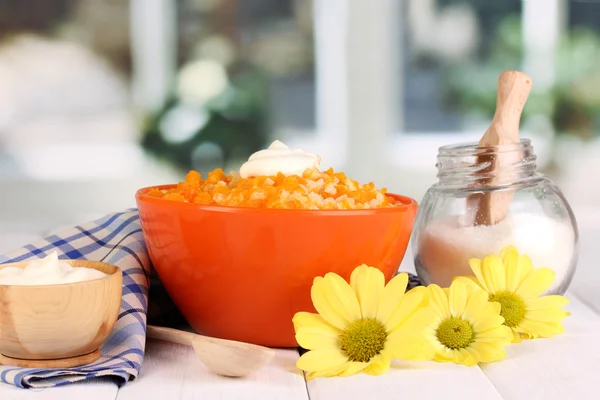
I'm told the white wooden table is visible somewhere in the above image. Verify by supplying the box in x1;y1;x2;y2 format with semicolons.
1;213;599;400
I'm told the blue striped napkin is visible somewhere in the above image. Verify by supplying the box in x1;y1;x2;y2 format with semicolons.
0;209;156;389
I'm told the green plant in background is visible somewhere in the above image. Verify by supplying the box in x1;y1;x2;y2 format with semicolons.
444;14;600;139
141;60;270;173
139;0;314;174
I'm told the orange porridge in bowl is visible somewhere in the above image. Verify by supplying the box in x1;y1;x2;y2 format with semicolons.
147;140;401;210
148;167;400;210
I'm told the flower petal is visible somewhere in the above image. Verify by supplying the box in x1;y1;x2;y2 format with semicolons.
472;315;506;332
338;361;369;377
296;347;349;372
517;319;565;338
525;295;569;310
350;265;385;319
384;285;427;332
454;348;477;366
475;324;512;341
511;330;523;343
499;245;519;262
502;248;528;292
311;274;361;330
525;308;569;323
293;312;340;332
434;353;453;363
481;255;506;293
464;346;483;364
461;288;491;322
305;363;350;380
427;284;451;319
476;325;513;343
469;342;507;363
363;354;392;376
376;273;409;323
436;342;461;361
392;303;437;335
482;298;502;317
295;325;340;350
516;268;555;300
453;276;484;292
386;331;436;361
449;280;468;318
468;258;489;292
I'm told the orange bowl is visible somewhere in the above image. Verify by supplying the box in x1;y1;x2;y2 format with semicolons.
136;185;418;347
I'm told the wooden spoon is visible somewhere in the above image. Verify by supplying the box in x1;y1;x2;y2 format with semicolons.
146;325;276;377
466;70;533;226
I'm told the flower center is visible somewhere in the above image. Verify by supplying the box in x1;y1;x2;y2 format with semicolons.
489;291;526;327
436;317;475;350
338;318;387;362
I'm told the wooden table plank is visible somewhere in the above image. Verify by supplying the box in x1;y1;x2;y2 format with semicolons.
306;361;503;399
116;340;308;400
0;379;118;400
479;294;600;400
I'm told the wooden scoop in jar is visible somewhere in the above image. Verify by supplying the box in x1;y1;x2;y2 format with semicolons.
466;70;533;226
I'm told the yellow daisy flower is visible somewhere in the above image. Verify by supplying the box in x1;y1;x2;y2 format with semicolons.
421;280;513;366
293;265;436;379
455;246;570;342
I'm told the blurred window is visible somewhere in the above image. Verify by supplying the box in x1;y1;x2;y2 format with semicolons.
306;0;600;196
1;0;599;195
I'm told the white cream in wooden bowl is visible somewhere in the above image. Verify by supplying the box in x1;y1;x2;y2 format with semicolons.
0;251;106;286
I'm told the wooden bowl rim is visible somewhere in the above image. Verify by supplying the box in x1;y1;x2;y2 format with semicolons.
0;259;122;288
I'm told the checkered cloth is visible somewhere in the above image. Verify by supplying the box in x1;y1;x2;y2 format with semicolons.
0;209;423;389
0;209;159;389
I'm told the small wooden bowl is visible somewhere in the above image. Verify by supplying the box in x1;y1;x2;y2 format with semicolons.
0;260;122;368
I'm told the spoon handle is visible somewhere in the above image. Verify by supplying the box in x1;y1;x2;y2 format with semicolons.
146;324;274;353
146;325;196;346
467;70;532;226
483;70;532;145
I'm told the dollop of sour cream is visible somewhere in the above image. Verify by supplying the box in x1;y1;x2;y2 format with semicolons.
240;140;321;178
0;252;107;286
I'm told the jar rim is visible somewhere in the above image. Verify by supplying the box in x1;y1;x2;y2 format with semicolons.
438;138;532;156
435;138;537;188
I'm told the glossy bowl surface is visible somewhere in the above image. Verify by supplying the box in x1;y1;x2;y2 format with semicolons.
136;185;418;347
0;260;122;361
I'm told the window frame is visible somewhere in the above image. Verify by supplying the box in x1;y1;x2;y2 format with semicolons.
128;0;564;195
283;0;564;194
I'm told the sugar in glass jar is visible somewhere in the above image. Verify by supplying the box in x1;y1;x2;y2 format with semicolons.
411;139;578;295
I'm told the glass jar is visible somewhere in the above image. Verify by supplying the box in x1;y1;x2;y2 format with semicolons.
411;139;578;295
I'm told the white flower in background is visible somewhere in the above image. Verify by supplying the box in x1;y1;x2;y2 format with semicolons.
177;59;229;105
159;104;210;144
